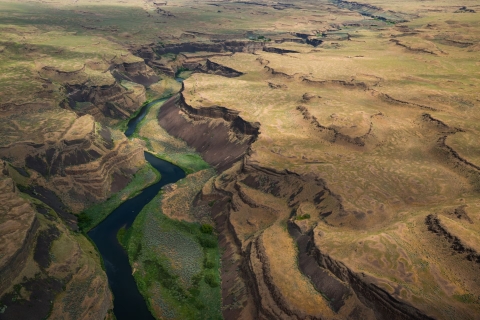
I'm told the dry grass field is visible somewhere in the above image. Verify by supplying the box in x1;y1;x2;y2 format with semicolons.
1;0;480;319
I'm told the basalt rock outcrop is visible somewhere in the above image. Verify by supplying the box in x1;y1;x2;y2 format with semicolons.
111;61;159;87
134;41;265;77
153;40;265;56
0;113;145;213
330;0;413;23
38;58;152;124
65;81;146;122
158;93;259;172
201;59;244;77
0;161;113;320
291;33;324;47
263;47;300;54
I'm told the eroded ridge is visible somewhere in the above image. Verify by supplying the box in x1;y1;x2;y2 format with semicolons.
0;161;112;320
2;0;480;318
158;93;259;172
426;214;480;264
0;114;145;214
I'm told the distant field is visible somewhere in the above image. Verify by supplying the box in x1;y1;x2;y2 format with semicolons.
1;0;480;319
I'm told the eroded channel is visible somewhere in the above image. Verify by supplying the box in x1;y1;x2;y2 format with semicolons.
88;99;185;320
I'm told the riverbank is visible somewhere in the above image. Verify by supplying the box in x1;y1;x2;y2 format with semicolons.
87;90;221;320
124;169;222;319
88;153;186;320
79;162;160;232
133;95;210;174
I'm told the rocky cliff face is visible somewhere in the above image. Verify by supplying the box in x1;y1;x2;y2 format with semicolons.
0;113;145;214
111;61;159;87
158;94;259;172
132;40;266;77
0;161;113;320
0;161;39;294
65;81;146;123
153;41;265;55
200;59;244;77
38;57;153;125
156;88;453;319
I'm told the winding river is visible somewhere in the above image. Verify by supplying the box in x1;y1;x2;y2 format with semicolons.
88;99;185;320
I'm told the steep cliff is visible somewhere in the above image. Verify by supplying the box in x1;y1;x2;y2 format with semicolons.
0;113;145;214
0;161;113;320
158;94;259;172
0;161;39;294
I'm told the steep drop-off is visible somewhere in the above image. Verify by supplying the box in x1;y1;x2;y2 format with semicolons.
158;93;259;172
0;161;112;320
0;113;145;214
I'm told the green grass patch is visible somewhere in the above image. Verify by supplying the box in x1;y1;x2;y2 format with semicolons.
296;213;311;220
117;226;128;249
154;153;210;175
126;192;222;320
79;163;160;232
130;93;210;175
453;293;478;304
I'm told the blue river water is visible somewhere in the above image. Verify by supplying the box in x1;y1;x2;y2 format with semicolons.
88;99;185;320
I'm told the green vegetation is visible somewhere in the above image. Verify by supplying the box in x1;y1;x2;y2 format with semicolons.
79;163;160;232
248;34;271;41
156;153;210;175
116;226;128;249
201;224;214;234
296;213;311;221
126;191;222;319
176;70;194;80
113;99;152;133
161;53;177;61
176;66;189;74
128;86;211;175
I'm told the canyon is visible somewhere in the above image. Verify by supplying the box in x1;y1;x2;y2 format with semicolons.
1;0;480;319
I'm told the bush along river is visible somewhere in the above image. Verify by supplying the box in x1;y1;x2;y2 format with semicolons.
88;99;185;320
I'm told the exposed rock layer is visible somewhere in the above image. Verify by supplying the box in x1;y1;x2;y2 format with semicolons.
0;115;145;213
0;162;39;294
158;94;259;172
157;96;441;318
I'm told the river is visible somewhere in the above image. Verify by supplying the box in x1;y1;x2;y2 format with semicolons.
88;99;185;320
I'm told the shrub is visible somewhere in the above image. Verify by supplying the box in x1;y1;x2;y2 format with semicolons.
191;273;202;286
296;213;311;220
77;213;92;232
200;224;213;234
197;234;217;248
204;273;219;288
204;258;215;269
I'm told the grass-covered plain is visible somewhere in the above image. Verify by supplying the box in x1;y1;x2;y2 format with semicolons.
125;189;222;320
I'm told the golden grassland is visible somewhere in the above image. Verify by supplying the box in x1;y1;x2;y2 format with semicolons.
178;1;480;316
1;0;480;318
261;224;337;318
